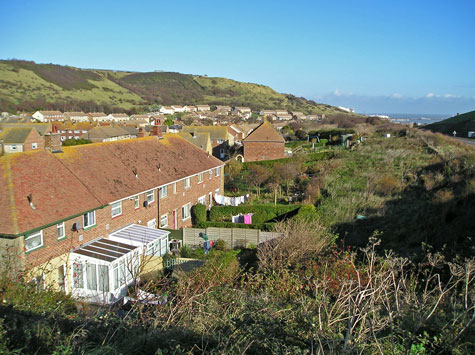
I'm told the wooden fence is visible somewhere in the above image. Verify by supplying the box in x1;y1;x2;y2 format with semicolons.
183;227;281;248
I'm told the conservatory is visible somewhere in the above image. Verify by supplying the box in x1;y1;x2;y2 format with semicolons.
70;224;170;304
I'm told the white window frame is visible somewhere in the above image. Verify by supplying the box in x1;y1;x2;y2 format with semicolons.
198;195;206;205
198;173;203;183
32;142;38;150
146;190;155;204
134;195;139;209
209;170;213;179
25;230;43;252
83;210;96;229
173;182;177;194
57;222;65;240
160;214;168;228
111;201;122;218
215;167;220;177
182;203;191;221
184;177;191;189
147;218;157;229
160;185;167;199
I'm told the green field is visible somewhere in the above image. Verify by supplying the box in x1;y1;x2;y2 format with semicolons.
0;59;355;116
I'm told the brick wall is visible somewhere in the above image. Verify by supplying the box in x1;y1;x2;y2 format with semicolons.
243;141;284;162
23;129;45;152
25;167;225;268
25;189;158;268
158;167;223;230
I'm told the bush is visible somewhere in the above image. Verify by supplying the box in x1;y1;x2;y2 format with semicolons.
214;239;229;251
179;245;193;258
191;203;207;225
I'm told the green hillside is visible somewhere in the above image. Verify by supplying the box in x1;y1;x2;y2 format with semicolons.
424;110;475;137
0;60;350;116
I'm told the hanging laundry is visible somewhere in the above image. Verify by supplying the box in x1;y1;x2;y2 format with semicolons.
243;213;253;224
214;193;249;206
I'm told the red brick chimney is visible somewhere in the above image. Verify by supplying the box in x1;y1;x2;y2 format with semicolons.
151;125;162;137
44;132;62;153
137;127;145;138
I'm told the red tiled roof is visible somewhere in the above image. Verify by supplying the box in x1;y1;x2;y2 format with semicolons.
243;121;284;143
0;151;102;236
0;135;223;236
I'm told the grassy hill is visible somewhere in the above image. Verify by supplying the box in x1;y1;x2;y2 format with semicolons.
423;110;475;137
0;59;350;116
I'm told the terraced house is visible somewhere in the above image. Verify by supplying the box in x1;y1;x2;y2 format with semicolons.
0;134;224;304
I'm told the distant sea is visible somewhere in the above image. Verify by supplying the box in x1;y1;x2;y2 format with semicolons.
366;113;450;125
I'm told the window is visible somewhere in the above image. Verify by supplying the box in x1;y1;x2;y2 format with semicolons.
182;203;191;220
160;186;167;199
111;201;122;218
98;265;109;292
198;173;203;183
146;190;154;204
184;178;190;189
32;142;38;150
134;195;139;209
112;263;119;290
215;167;220;177
25;231;43;252
83;211;96;229
209;170;213;179
173;182;177;194
147;218;157;229
198;195;206;205
86;263;97;291
73;262;83;288
160;214;168;228
82;130;87;134
57;223;65;240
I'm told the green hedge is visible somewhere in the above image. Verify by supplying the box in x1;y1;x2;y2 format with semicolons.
201;204;316;231
191;203;207;224
195;221;276;231
209;204;299;223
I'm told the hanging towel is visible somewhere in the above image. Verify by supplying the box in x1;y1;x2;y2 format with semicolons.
243;214;252;224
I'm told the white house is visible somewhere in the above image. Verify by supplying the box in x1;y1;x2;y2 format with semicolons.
108;113;130;122
159;106;175;115
32;111;65;122
196;105;211;112
64;112;90;122
88;112;110;122
171;105;186;113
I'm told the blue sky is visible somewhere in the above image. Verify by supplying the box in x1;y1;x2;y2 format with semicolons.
1;0;474;114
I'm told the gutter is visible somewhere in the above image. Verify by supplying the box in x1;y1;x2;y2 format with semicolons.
0;204;107;239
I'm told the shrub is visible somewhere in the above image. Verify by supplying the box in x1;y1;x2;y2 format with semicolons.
191;203;207;225
179;245;193;258
214;239;229;251
373;174;401;196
